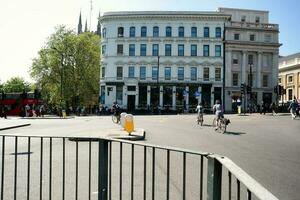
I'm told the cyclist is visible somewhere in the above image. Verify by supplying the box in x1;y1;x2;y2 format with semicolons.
112;102;121;116
288;99;299;119
195;102;204;124
212;100;224;129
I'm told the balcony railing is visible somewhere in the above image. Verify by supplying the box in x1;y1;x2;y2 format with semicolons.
227;21;279;30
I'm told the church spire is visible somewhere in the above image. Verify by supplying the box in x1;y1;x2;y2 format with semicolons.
78;12;82;34
96;11;101;36
84;19;88;32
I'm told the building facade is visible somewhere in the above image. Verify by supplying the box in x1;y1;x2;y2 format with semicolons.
99;9;280;112
278;53;300;103
99;11;230;111
219;8;280;112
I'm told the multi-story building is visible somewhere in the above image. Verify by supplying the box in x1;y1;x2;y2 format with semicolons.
220;8;280;112
99;8;280;112
278;53;300;103
99;11;230;111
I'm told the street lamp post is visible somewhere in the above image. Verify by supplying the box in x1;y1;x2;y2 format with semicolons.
157;55;160;112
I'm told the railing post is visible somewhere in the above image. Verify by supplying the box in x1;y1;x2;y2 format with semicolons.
98;139;109;200
207;156;222;200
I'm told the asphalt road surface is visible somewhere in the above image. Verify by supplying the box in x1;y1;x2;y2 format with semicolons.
0;113;299;200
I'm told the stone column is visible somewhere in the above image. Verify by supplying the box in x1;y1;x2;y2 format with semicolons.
211;86;214;107
226;50;232;87
123;85;127;108
185;86;189;111
172;86;176;110
272;52;279;102
135;85;139;108
147;85;151;107
242;51;247;84
257;52;262;88
159;85;163;108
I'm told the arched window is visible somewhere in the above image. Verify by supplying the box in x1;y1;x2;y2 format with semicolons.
166;26;172;37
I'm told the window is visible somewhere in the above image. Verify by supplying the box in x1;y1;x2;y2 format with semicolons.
117;67;123;80
288;75;293;83
241;16;246;22
101;45;106;55
263;75;268;87
215;45;221;57
203;45;209;57
178;26;184;37
232;73;239;86
116;86;123;104
191;45;197;56
248;55;254;65
191;27;197;37
234;33;240;40
191;67;197;81
165;44;172;56
140;66;146;80
152;44;159;56
178;67;184;80
152;66;158;80
153;26;159;37
128;66;135;78
255;16;260;23
117;44;123;55
118;27;124;37
264;34;272;42
140;44;147;56
204;27;209;38
233;58;239;65
101;67;105;78
215;68;221;81
129;27;135;37
215;27;221;38
178;44;184;56
165;67;171;80
166;26;172;37
250;34;255;41
129;44;135;56
278;77;282;84
288;89;293;101
203;67;210;81
141;26;147;37
102;28;106;38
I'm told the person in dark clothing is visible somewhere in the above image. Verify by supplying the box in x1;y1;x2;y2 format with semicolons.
3;106;8;119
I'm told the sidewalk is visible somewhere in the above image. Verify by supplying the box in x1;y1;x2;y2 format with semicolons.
0;119;31;131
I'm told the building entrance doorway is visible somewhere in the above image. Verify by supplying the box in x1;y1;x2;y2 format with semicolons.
127;95;136;112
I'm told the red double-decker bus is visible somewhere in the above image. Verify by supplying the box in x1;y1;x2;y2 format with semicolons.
0;91;42;116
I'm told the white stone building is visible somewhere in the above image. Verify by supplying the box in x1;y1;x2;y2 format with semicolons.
219;8;280;112
99;11;230;112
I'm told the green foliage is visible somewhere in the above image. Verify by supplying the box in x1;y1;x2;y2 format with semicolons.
2;77;31;93
30;25;100;108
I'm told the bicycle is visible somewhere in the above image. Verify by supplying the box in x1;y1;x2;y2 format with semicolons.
197;113;204;126
112;113;121;124
213;117;230;134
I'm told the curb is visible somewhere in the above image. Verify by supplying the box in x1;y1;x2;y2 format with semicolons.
21;116;74;119
0;123;31;131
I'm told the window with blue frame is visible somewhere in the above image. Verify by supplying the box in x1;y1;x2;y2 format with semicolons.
178;44;184;56
129;44;135;56
191;67;197;81
203;45;209;57
153;26;159;37
215;27;221;38
166;26;172;37
204;27;210;38
191;45;197;56
140;66;146;80
152;44;159;56
178;67;184;80
191;27;197;37
130;27;135;37
152;66;158;80
165;44;172;56
141;26;147;37
165;67;171;80
178;26;184;37
140;44;147;56
128;66;135;78
215;45;221;57
102;28;106;38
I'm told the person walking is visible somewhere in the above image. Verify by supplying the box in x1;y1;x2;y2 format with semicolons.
271;102;277;116
288;99;299;119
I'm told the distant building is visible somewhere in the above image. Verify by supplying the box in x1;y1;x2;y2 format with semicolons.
278;53;300;102
77;11;101;36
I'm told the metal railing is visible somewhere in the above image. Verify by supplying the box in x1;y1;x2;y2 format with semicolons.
0;135;278;200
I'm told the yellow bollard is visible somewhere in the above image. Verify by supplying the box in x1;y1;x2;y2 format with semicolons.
237;106;241;115
124;114;134;134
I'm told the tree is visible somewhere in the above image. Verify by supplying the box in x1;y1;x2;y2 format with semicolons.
2;77;31;93
30;25;100;108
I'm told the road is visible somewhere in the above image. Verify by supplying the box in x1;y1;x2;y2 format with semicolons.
0;113;299;200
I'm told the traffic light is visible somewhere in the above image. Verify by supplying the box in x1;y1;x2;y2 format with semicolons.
278;85;283;96
241;84;245;95
247;85;252;94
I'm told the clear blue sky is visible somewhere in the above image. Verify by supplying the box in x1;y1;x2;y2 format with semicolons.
0;0;299;82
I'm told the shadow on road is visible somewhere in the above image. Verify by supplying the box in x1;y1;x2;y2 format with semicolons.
10;152;33;156
224;131;246;136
